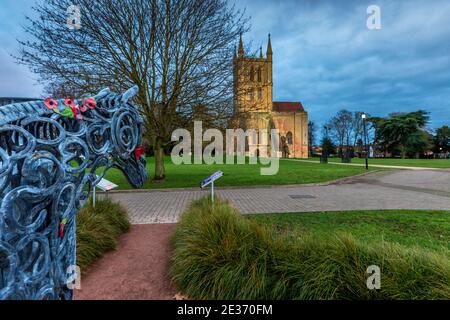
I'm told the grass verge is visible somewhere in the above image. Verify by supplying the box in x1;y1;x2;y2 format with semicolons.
303;157;450;168
102;156;374;190
76;197;131;270
170;197;450;299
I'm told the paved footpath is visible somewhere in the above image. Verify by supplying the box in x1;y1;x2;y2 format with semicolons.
76;224;177;300
79;169;450;299
107;169;450;224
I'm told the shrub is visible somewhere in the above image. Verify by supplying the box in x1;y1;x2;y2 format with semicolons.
170;197;450;300
76;197;131;270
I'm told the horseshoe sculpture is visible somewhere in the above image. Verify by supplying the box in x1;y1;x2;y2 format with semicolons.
0;86;147;300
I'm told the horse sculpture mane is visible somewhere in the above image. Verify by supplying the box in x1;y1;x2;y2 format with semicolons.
0;86;147;300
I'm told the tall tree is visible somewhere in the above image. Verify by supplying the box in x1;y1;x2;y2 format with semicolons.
433;125;450;153
373;110;430;159
351;111;365;147
18;0;249;181
406;130;432;158
327;109;353;156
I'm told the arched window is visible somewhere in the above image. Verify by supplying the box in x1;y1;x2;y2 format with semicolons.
250;66;254;81
258;87;262;100
287;131;293;145
257;67;262;83
249;88;254;101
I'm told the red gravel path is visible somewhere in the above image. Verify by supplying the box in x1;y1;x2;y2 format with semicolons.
75;224;178;300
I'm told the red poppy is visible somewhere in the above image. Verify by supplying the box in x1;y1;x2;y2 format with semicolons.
79;103;88;113
44;98;58;110
85;98;96;109
64;98;76;108
59;223;64;238
133;146;145;160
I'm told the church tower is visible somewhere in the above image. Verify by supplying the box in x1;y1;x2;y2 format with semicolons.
232;33;309;159
233;34;273;114
232;34;275;156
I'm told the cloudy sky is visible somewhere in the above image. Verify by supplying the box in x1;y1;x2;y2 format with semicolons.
238;0;450;131
0;0;42;97
1;0;449;131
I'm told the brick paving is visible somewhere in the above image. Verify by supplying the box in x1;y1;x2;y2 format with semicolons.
107;169;450;224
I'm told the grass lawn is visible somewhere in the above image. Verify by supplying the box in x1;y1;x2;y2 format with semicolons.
249;210;450;255
103;156;375;190
303;157;450;168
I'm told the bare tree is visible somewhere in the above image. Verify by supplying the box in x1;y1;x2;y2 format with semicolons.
326;109;371;157
18;0;249;180
327;109;353;156
351;111;366;148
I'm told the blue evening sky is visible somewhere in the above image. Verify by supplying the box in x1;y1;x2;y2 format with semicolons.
1;0;449;131
0;0;41;97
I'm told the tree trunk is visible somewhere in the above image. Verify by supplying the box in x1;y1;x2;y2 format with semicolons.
154;137;165;181
401;145;406;159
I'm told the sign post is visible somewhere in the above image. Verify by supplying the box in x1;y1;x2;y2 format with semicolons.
93;176;119;207
200;171;224;202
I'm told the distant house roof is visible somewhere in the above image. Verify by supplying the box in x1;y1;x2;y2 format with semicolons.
272;102;305;113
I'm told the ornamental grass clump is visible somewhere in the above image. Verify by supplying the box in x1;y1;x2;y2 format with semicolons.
76;197;131;270
170;197;450;300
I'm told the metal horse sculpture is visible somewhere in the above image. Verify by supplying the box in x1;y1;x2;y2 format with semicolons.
0;86;147;300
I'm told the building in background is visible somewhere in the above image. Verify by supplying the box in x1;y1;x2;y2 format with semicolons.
232;34;308;158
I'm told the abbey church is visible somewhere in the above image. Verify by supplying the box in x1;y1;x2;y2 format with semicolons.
232;34;308;158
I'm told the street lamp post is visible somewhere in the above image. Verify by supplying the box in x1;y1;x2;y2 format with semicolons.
362;113;369;170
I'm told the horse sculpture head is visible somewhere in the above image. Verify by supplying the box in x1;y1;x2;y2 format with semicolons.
89;86;148;189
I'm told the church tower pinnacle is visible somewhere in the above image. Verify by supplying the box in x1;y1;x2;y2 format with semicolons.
238;33;244;57
266;33;273;60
